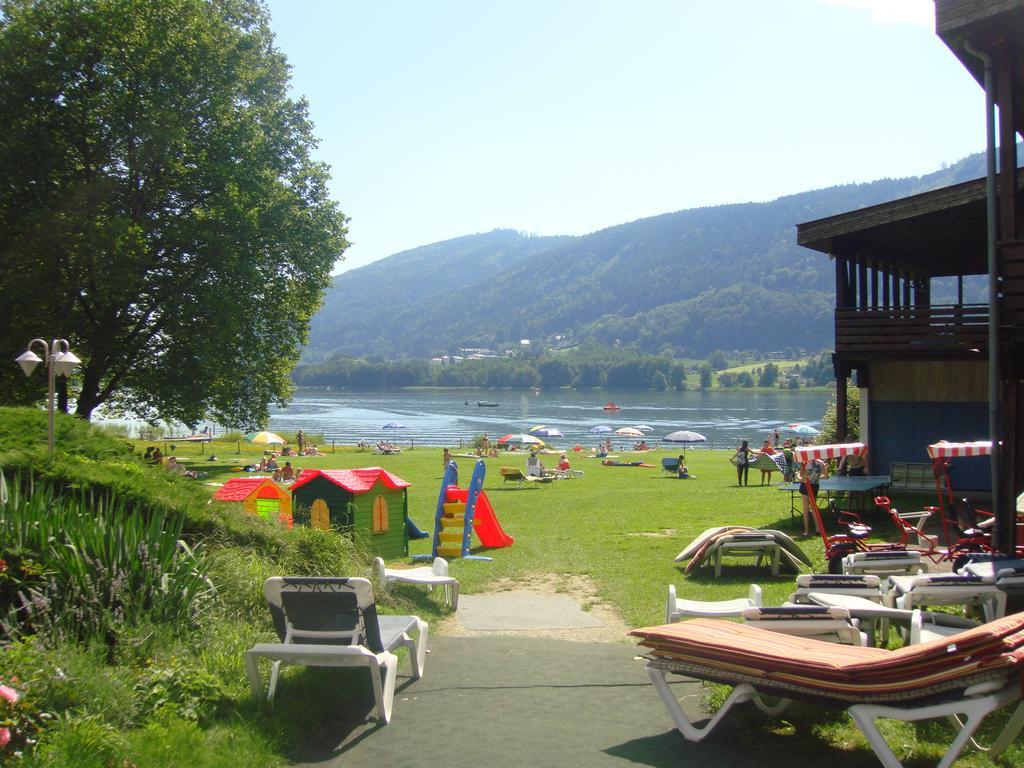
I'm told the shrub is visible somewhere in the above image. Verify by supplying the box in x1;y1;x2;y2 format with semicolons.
0;476;214;648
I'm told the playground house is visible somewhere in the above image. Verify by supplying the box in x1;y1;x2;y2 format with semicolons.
290;468;411;558
212;477;292;523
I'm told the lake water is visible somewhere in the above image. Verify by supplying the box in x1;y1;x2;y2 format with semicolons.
267;388;834;450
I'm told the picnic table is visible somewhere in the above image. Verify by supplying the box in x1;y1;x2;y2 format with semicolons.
777;475;891;521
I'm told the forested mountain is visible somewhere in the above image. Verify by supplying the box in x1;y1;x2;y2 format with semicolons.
305;153;989;361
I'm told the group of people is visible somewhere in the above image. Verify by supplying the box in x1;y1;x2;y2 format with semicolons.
258;454;297;483
731;431;868;538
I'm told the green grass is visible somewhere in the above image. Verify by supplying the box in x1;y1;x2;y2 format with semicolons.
2;408;1020;766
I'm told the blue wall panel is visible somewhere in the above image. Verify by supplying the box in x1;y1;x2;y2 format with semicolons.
869;400;990;491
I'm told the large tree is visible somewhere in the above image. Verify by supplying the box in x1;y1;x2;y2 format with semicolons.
0;0;348;427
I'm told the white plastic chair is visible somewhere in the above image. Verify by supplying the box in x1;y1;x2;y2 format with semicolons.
374;556;460;610
244;576;427;724
843;550;925;577
665;583;762;622
740;605;867;646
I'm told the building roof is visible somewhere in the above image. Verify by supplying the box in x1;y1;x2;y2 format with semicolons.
796;174;1024;277
289;468;411;494
937;0;1024;137
212;476;286;502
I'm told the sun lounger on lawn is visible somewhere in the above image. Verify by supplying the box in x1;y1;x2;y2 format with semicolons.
244;576;427;723
631;613;1024;768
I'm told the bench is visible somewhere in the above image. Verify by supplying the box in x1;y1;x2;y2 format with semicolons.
888;462;936;493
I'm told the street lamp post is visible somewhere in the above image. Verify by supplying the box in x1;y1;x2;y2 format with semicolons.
15;338;81;454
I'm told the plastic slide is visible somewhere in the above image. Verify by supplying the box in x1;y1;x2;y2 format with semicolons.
405;516;430;539
446;487;514;548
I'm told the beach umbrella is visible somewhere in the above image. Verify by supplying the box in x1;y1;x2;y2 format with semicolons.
382;422;406;429
663;430;707;444
530;427;564;438
497;433;544;446
788;423;820;437
615;427;644;438
245;430;287;445
589;425;613;434
634;424;654;432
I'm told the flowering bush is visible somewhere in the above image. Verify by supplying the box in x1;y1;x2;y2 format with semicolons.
0;677;45;760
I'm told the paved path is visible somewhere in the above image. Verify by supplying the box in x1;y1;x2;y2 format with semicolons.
290;635;705;768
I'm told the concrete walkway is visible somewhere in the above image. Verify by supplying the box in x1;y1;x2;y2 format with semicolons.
291;634;702;768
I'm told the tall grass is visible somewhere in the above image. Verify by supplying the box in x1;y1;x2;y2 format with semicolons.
0;476;214;647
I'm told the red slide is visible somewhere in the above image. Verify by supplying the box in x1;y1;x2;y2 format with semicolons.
446;488;514;548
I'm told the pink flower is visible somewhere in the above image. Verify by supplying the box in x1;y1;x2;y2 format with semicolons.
0;727;10;747
0;685;18;704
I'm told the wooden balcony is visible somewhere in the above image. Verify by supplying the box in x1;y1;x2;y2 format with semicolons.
835;304;989;357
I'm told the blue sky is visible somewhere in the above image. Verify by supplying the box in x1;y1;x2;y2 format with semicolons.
264;0;985;273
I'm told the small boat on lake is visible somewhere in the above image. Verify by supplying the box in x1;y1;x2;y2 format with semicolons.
602;401;621;411
478;401;499;407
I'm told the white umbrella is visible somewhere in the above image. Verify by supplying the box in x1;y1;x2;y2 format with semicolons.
497;433;544;446
788;423;820;437
634;424;654;432
589;425;613;434
382;422;406;429
615;427;644;438
663;430;707;444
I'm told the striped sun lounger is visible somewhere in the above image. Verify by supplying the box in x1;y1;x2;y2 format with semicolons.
631;612;1024;768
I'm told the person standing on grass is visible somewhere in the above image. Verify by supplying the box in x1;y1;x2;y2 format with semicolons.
733;440;751;486
758;439;776;485
442;447;452;469
296;429;305;454
800;454;829;537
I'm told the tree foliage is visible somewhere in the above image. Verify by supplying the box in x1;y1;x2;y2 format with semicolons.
0;0;348;427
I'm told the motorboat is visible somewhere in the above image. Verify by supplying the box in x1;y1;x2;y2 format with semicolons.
478;401;499;407
602;401;621;411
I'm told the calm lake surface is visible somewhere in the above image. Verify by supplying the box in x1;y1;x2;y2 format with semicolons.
267;389;834;450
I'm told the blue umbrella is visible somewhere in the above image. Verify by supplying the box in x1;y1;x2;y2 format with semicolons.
589;425;613;434
382;422;406;429
530;427;564;438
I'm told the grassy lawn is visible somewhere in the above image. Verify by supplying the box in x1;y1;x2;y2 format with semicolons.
192;441;880;623
6;419;1020;766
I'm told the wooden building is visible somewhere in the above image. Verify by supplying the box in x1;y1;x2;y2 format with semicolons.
797;0;1024;552
289;468;411;558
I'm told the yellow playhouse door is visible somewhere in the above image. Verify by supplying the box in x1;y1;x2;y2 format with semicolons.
372;495;389;533
310;499;331;531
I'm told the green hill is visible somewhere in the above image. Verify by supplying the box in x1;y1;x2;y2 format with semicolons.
305;152;990;361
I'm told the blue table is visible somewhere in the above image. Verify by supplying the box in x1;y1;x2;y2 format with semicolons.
778;476;891;520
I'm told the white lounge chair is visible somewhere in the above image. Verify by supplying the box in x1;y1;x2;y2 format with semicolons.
788;573;884;604
741;605;867;646
631;614;1024;768
888;572;1005;624
843;550;925;577
374;556;460;610
665;583;762;623
244;576;427;723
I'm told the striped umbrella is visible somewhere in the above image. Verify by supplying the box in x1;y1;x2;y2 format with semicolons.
794;443;866;462
927;440;992;458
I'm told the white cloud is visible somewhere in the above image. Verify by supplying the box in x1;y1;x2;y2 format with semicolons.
819;0;934;28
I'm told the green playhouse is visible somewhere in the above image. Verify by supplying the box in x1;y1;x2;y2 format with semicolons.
289;467;411;558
